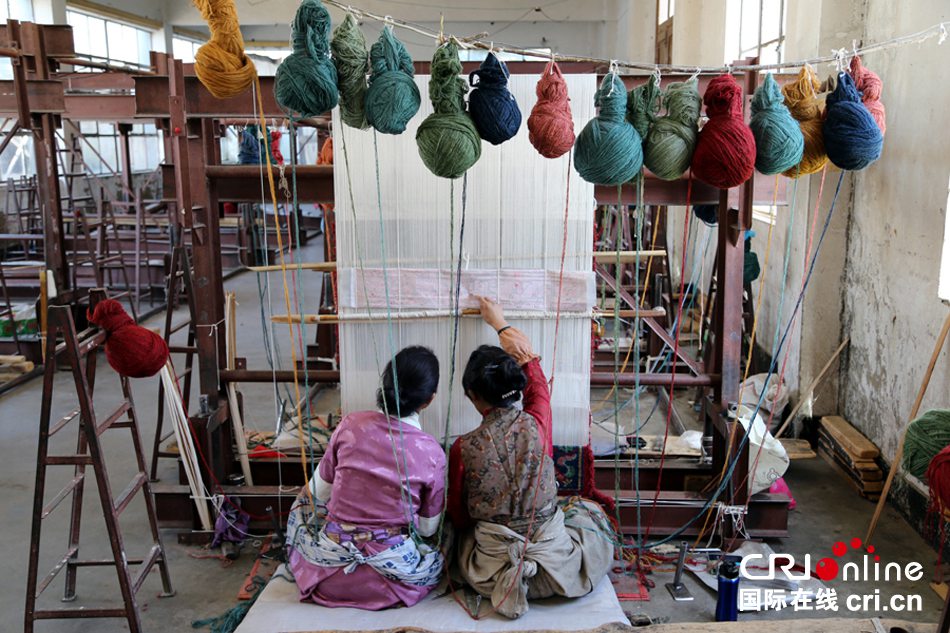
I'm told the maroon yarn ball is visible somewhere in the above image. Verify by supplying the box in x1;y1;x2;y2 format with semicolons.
87;299;169;378
527;61;575;159
691;74;756;189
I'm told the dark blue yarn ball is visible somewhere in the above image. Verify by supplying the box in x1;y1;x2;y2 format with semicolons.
693;204;718;225
468;53;522;145
238;126;260;165
823;72;883;170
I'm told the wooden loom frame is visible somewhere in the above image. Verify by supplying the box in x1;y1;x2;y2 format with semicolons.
0;19;789;540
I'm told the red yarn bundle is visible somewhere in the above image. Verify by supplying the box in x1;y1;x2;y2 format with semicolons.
527;61;575;159
87;299;169;378
927;445;950;517
691;74;756;189
849;56;886;135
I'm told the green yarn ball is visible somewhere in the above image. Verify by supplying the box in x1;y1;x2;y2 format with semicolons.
626;78;660;140
903;409;950;479
274;0;339;118
575;73;643;186
331;13;369;129
416;42;481;179
751;73;805;175
365;27;420;135
644;78;701;180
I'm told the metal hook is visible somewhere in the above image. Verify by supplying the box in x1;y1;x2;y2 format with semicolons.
689;66;701;82
652;64;661;87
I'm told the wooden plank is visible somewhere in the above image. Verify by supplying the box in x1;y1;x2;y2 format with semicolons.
779;438;816;460
818;430;883;476
819;446;883;496
821;415;880;459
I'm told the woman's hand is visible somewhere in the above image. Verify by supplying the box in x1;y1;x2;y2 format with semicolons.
475;295;507;331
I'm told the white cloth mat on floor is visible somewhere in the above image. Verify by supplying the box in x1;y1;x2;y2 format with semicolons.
236;566;630;633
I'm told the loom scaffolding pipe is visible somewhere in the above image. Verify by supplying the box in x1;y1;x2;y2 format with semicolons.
246;250;669;273
590;372;715;387
270;307;665;324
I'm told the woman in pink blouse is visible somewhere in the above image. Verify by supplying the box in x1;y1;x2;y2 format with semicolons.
286;346;447;609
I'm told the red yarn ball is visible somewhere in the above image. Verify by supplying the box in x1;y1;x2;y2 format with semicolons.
691;74;756;189
527;61;575;159
850;56;886;136
87;299;169;378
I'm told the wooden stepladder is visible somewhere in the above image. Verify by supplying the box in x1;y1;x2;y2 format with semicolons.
25;294;174;633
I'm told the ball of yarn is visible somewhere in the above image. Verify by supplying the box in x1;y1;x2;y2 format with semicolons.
823;72;883;170
527;61;574;158
574;73;643;185
317;136;333;165
468;52;522;145
365;27;420;135
849;56;886;135
192;0;257;99
781;66;828;177
87;299;169;378
416;42;481;179
644;78;701;180
926;445;950;516
274;0;339;118
626;78;660;139
331;13;369;129
691;74;755;189
903;410;950;479
750;73;805;175
238;125;260;164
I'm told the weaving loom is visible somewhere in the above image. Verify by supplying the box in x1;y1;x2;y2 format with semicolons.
333;74;596;446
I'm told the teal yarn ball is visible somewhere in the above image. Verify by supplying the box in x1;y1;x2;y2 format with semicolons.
416;42;481;179
626;78;660;140
365;27;420;135
274;0;339;118
331;13;369;129
575;74;643;186
750;73;804;175
644;78;701;180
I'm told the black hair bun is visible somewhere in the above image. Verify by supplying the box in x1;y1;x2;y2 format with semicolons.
462;345;526;408
376;346;440;417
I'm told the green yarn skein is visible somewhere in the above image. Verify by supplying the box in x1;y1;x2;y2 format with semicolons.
330;13;369;129
364;27;420;135
574;73;643;186
626;78;661;139
274;0;339;118
750;73;805;175
644;78;701;180
903;409;950;479
416;42;481;179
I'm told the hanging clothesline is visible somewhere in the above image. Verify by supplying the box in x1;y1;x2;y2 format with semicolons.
322;0;948;74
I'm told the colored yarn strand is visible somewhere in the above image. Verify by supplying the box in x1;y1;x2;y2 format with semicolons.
365;26;420;134
575;72;643;185
331;12;370;129
416;41;481;179
644;78;701;180
192;0;257;99
274;0;340;118
849;55;886;135
468;52;522;145
750;73;805;175
528;60;574;159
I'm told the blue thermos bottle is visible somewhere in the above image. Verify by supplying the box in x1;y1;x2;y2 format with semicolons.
715;559;740;621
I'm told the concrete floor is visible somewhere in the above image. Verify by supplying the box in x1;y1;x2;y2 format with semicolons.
0;256;943;631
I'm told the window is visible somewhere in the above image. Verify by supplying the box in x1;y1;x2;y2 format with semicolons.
173;36;202;63
457;47;552;63
66;8;151;68
0;0;33;79
725;0;786;65
658;0;675;24
71;121;163;175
